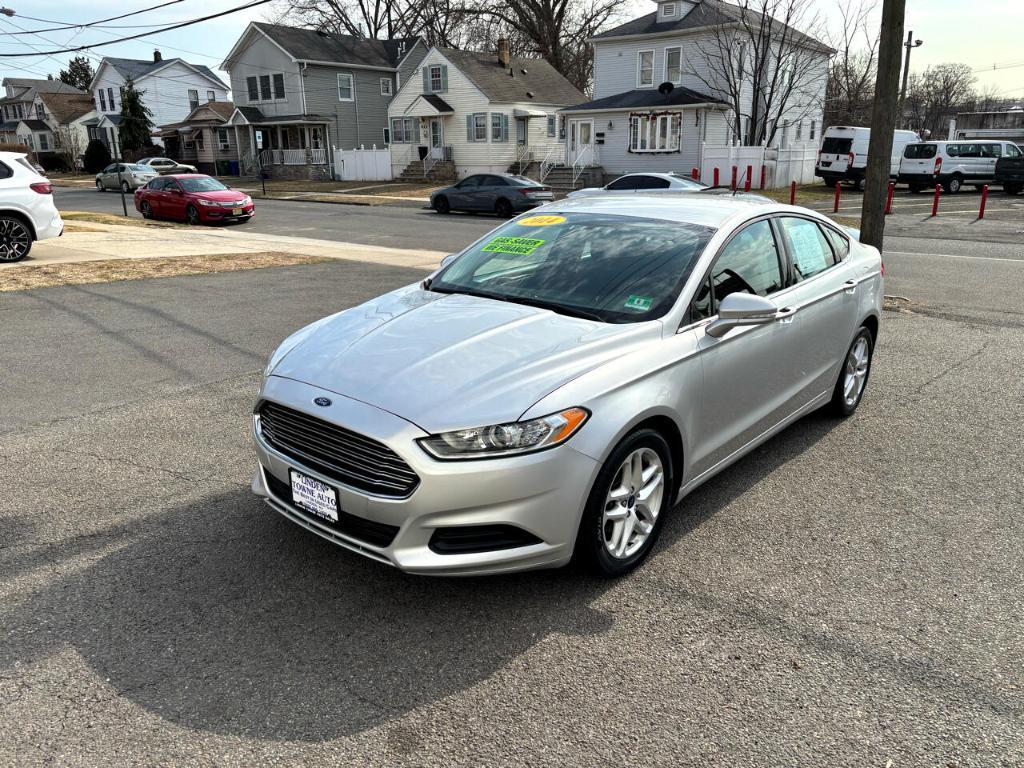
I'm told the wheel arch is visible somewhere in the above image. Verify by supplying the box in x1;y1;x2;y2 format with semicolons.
860;312;879;342
0;209;37;240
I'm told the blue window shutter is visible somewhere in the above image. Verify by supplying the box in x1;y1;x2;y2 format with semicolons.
501;114;509;143
422;67;430;94
467;114;474;142
439;65;448;93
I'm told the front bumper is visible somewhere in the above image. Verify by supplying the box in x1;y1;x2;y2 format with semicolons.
200;204;255;222
251;376;600;576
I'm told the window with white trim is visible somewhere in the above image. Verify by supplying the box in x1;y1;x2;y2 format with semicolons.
217;128;230;150
38;133;48;151
390;116;417;143
471;112;487;142
665;47;681;84
380;78;393;96
637;50;654;87
99;90;107;111
259;75;272;101
628;112;681;153
188;89;199;110
195;130;205;150
795;120;803;141
429;65;443;93
337;73;354;101
207;90;216;101
272;74;284;99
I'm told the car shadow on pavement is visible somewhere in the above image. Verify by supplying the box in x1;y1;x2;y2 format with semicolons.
0;414;841;743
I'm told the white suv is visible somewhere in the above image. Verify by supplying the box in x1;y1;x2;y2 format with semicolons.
0;151;63;262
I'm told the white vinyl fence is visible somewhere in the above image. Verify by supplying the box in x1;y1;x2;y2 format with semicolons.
333;146;392;181
699;142;818;189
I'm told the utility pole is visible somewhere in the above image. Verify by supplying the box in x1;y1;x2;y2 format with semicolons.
860;0;906;252
898;31;923;128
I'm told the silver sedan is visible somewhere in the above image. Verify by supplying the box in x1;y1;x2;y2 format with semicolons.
252;195;883;577
567;172;708;198
95;163;159;192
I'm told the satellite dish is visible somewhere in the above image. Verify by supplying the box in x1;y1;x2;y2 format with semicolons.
658;81;675;96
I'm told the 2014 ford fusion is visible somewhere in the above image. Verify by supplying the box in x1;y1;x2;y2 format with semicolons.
252;195;882;577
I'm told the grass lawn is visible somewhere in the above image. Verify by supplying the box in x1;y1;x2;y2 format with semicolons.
0;252;329;292
60;211;178;228
757;183;845;205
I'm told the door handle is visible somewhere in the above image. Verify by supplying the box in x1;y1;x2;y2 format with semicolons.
843;279;857;295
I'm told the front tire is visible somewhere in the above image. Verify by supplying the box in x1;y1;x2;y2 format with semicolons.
852;177;866;192
140;201;153;219
1004;182;1022;195
829;326;874;417
433;195;450;214
0;215;33;262
121;181;131;193
96;179;105;192
575;429;674;577
186;205;200;225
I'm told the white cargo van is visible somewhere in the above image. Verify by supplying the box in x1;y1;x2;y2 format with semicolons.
897;140;1020;193
816;126;920;190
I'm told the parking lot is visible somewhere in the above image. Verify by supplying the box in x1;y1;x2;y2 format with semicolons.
2;188;1023;764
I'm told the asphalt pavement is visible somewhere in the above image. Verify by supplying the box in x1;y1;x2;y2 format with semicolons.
3;229;1024;764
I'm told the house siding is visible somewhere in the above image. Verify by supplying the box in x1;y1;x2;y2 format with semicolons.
396;41;428;92
227;31;304;116
303;65;396;149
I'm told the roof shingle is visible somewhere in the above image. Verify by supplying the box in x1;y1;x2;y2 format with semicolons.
438;48;586;105
562;86;727;112
252;23;418;69
103;57;228;89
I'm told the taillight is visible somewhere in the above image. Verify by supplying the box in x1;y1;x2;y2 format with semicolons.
848;152;855;167
934;157;942;175
29;181;52;194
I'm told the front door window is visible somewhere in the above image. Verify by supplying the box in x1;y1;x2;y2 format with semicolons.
430;118;443;159
516;119;527;145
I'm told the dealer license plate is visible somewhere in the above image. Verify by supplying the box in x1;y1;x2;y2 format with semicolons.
290;470;338;523
232;207;242;215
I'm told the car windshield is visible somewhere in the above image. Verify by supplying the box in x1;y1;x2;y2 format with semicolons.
904;144;936;159
429;212;714;323
178;177;228;192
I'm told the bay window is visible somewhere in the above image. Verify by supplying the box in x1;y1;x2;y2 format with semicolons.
628;112;682;153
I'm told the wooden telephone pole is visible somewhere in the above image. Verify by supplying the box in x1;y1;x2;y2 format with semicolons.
860;0;907;251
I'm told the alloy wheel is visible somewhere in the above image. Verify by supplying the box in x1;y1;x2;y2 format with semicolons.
186;206;199;225
141;202;152;219
0;218;31;262
843;336;870;407
602;447;665;559
96;180;104;191
121;181;130;193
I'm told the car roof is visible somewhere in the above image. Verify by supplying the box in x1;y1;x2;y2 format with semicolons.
544;192;794;228
163;173;208;178
0;151;28;160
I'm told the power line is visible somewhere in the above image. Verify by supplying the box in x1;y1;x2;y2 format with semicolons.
3;1;186;35
0;0;272;57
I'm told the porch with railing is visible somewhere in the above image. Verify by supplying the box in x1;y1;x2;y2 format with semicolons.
259;147;328;166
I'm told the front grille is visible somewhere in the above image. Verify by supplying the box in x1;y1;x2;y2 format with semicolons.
258;401;420;497
429;525;543;555
264;470;400;548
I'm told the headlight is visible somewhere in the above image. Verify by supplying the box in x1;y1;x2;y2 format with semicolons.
418;408;589;460
197;199;215;206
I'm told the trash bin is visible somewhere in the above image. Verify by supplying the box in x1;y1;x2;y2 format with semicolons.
228;160;239;176
417;145;428;161
215;159;231;176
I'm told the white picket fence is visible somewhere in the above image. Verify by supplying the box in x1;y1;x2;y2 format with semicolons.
699;142;818;189
333;146;392;181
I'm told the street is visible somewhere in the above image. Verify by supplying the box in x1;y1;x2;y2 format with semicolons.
2;198;1024;764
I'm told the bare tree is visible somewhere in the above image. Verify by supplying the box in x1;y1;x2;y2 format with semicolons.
972;83;1010;113
53;125;86;171
903;63;976;136
824;0;878;127
683;0;831;147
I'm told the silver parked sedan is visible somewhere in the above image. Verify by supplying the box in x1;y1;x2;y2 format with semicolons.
252;195;883;577
95;163;159;192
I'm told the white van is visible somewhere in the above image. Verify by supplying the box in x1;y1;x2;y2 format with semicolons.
816;126;920;190
897;140;1020;193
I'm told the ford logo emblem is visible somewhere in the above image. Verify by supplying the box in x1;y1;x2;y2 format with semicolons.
313;397;332;407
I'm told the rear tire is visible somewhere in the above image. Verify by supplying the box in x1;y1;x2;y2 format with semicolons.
908;184;923;194
96;179;105;192
943;174;963;194
433;195;450;214
0;215;33;262
822;177;838;189
495;198;513;218
829;326;874;417
1004;183;1022;195
121;181;130;193
574;429;674;578
852;177;866;192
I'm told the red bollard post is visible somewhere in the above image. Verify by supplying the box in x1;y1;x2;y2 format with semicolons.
931;184;941;216
979;184;989;219
833;183;841;213
731;165;737;190
789;180;796;205
759;165;766;190
691;167;699;180
744;165;752;192
713;167;720;187
885;181;895;215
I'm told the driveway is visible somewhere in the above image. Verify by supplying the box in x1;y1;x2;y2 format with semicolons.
2;247;1023;764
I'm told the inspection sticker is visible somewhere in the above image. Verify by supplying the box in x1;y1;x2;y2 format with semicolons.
624;295;653;311
481;236;546;256
517;215;566;226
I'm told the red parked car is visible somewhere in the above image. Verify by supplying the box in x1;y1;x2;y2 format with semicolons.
134;174;254;225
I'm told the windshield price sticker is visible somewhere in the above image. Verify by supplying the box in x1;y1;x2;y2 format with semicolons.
517;215;566;227
624;295;653;311
482;236;546;256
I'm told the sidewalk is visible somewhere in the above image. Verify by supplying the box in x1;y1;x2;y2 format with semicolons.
3;219;446;271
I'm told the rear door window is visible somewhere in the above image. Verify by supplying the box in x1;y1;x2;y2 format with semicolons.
821;137;853;154
637;175;671;189
821;226;850;261
904;144;936;159
777;217;837;281
606;176;640;190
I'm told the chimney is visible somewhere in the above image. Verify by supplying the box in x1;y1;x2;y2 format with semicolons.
497;38;510;69
47;74;53;80
153;49;162;63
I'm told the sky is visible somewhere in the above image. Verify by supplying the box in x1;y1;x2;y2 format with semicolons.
0;0;1021;103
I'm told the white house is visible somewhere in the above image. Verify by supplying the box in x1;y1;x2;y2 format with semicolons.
386;40;585;180
16;91;96;168
1;77;84;144
88;50;229;156
561;0;831;178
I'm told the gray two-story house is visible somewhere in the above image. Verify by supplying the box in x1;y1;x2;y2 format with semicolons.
221;22;426;178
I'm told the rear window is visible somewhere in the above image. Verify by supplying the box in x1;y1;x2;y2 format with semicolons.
904;144;937;159
15;157;39;175
821;137;853;154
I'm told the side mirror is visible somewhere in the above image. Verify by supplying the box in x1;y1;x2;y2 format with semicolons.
440;253;458;269
706;293;779;338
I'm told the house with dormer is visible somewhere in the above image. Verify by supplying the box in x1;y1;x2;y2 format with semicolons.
561;0;830;178
220;22;427;178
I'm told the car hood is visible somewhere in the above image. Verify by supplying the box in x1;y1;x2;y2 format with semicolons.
269;285;659;433
192;190;247;202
